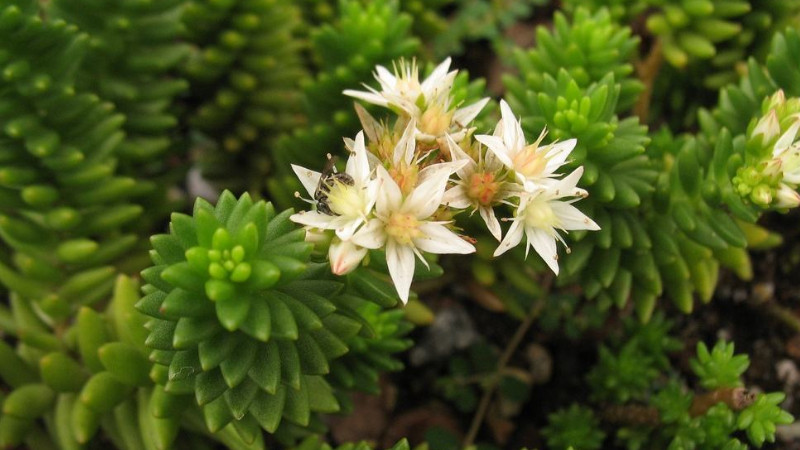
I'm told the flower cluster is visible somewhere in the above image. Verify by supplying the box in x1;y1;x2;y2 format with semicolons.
291;58;599;302
736;90;800;209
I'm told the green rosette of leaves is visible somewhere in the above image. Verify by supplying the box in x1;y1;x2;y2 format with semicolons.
137;191;410;439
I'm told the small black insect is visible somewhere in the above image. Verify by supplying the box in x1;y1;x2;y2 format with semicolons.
314;155;354;215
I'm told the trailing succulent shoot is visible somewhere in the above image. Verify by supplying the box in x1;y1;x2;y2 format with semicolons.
502;9;800;319
0;3;149;320
47;0;190;167
507;8;642;112
269;0;419;206
0;276;167;449
548;320;793;449
137;191;410;436
182;0;306;190
564;0;800;89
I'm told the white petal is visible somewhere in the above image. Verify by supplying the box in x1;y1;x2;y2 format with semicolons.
552;167;585;196
774;120;800;155
543;139;577;174
479;206;502;241
375;165;403;217
499;100;525;151
375;65;397;88
753;109;780;142
550;201;600;231
394;119;418;166
421;58;452;96
329;240;368;275
351;218;386;249
342;89;389;108
406;163;460;218
335;217;364;241
385;240;416;303
476;134;514;170
494;220;524;257
527;228;559;275
445;134;476;178
453;97;490;127
414;222;475;254
291;164;322;197
290;210;336;229
442;185;472;209
347;131;371;182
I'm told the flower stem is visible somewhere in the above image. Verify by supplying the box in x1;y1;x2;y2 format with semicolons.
634;38;663;122
462;273;553;447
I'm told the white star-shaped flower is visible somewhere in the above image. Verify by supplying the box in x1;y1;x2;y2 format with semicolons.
771;116;800;185
344;58;489;144
494;167;599;274
351;163;475;303
290;131;380;240
476;100;576;192
442;134;515;241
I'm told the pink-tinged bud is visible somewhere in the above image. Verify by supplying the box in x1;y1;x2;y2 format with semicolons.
752;109;781;142
467;172;500;206
775;184;800;209
328;239;367;275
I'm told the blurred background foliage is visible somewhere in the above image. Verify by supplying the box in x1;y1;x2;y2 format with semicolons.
1;0;800;448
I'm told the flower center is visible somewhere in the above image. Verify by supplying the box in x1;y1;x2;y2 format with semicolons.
386;212;421;245
389;164;419;196
512;144;547;179
326;180;365;217
522;198;559;232
419;104;453;137
467;172;500;206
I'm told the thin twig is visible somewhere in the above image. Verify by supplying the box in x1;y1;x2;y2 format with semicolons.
633;39;663;122
462;273;554;447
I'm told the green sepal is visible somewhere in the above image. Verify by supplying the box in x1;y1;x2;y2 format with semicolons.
248;341;281;394
98;342;150;386
246;260;281;290
220;339;257;388
71;400;100;444
79;372;132;413
270;295;299;340
203;395;234;433
172;317;218;349
196;369;228;406
239;299;271;342
296;333;329;375
0;414;33;448
348;268;398;307
40;352;87;392
305;376;339;413
198;332;239;372
278;340;301;390
151;235;186;265
160;288;213;319
249;387;286;433
282;377;310;426
231;413;261;445
2;383;55;419
77;306;111;373
215;294;251;331
168;350;201;382
161;262;206;293
224;379;259;420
